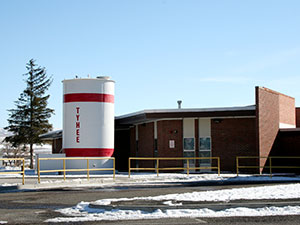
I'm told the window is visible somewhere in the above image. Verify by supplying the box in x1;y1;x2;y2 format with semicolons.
200;137;211;150
184;138;195;150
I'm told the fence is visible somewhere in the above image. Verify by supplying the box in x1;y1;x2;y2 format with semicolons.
236;156;300;176
128;157;220;178
37;157;115;183
0;158;25;185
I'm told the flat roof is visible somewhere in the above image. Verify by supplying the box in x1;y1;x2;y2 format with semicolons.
116;105;256;125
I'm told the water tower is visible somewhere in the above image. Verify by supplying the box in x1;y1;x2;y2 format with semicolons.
62;76;115;172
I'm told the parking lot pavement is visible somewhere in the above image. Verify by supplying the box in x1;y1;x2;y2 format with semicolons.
82;216;300;225
0;184;300;224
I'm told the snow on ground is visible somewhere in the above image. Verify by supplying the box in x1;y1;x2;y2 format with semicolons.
46;182;300;223
0;166;22;171
93;183;300;205
47;205;300;223
1;172;300;187
1;171;300;221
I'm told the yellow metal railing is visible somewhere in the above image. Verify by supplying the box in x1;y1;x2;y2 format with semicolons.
128;157;220;178
236;156;300;176
0;158;25;185
37;157;115;183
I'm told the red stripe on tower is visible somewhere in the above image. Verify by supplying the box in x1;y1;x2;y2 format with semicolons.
64;93;114;103
64;148;114;157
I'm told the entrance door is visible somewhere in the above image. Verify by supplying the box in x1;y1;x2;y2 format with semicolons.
199;137;211;172
183;137;195;170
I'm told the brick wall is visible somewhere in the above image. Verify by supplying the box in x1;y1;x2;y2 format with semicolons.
279;94;295;126
296;108;300;128
137;122;155;168
211;118;256;172
157;120;183;168
256;87;295;171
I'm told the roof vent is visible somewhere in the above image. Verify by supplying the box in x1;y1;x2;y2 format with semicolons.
177;100;182;109
97;76;110;80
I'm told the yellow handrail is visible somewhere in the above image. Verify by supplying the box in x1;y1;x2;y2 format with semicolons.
0;158;25;185
236;156;300;176
37;157;115;183
128;157;220;178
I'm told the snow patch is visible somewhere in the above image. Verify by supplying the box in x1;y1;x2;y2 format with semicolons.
46;183;300;222
46;205;300;223
93;183;300;205
163;201;183;206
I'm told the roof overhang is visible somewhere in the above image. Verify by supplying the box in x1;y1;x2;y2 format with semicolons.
279;128;300;132
116;105;256;125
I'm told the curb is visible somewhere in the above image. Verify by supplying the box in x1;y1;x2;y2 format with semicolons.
89;199;300;212
0;185;18;192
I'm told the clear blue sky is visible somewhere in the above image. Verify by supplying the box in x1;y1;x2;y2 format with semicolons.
1;0;300;129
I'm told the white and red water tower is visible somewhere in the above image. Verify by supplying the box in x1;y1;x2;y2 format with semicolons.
62;76;115;158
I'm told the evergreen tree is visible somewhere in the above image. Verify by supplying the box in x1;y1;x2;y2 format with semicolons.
5;59;54;168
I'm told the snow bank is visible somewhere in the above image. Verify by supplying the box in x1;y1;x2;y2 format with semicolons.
46;183;300;222
46;205;300;223
93;183;300;205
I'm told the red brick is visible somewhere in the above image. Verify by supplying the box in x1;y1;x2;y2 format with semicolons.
211;118;256;172
256;87;295;171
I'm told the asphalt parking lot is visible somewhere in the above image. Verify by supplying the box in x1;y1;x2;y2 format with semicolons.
0;179;300;224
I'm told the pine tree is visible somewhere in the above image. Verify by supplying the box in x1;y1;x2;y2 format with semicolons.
5;59;54;168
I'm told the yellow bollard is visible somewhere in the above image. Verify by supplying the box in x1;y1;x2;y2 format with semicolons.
22;159;25;185
128;158;131;178
217;157;220;176
156;159;159;177
63;159;66;181
38;159;41;183
113;158;115;180
187;159;190;176
269;157;272;178
236;157;239;176
87;159;90;180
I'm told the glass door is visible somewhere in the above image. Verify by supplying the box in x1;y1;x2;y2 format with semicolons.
199;137;211;172
183;137;195;170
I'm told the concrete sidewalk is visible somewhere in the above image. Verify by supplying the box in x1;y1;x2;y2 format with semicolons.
0;175;124;191
1;173;300;192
